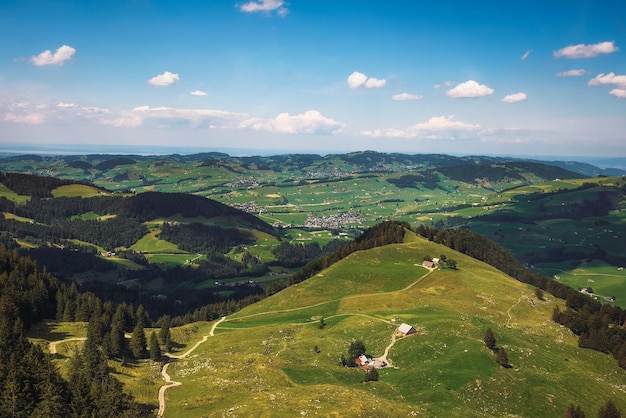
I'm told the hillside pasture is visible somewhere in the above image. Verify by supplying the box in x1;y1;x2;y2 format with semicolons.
51;184;107;198
159;237;626;417
131;229;182;254
3;212;35;223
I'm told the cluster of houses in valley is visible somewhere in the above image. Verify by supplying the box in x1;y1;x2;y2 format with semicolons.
304;211;365;229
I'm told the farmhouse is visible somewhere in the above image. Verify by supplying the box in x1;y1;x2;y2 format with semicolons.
422;260;435;269
397;323;416;336
356;354;388;369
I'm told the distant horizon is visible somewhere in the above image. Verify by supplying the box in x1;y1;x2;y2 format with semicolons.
0;142;624;169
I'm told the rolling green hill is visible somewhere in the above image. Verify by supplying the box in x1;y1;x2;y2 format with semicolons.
155;231;626;417
1;152;625;312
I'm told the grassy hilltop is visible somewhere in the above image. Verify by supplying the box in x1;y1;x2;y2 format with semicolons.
155;230;626;417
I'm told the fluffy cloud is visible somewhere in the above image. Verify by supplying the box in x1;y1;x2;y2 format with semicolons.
609;89;626;98
392;93;423;101
190;90;208;96
100;106;344;135
347;71;387;89
446;80;494;98
521;50;531;61
501;92;527;103
240;110;344;134
554;41;618;59
238;0;287;16
362;115;480;138
126;105;246;129
148;71;180;86
587;72;626;88
556;69;586;77
30;45;76;66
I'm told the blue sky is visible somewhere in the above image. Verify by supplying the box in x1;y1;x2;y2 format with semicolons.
1;0;625;157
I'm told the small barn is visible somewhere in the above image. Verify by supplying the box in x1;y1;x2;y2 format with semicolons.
422;260;435;269
397;323;416;336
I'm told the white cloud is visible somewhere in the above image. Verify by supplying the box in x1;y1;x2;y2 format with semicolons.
588;72;626;88
521;50;531;60
411;115;479;131
347;71;368;89
392;93;423;101
446;80;494;98
347;71;386;89
30;45;76;66
190;90;208;96
609;89;626;98
502;92;527;103
148;71;180;86
240;110;344;134
238;0;287;16
554;41;618;59
104;106;345;135
365;77;386;88
555;69;586;77
362;115;480;138
57;102;77;108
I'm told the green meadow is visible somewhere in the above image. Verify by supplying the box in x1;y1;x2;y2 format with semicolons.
156;233;626;417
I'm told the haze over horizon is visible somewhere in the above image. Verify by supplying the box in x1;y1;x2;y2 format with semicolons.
1;0;625;158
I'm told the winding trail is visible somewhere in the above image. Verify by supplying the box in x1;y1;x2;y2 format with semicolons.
231;268;434;322
48;337;87;354
380;331;398;363
156;266;434;415
157;316;226;418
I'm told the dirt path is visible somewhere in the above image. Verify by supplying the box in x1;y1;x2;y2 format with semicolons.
157;316;226;418
507;294;533;327
48;337;87;354
380;331;397;363
232;269;434;322
156;268;433;415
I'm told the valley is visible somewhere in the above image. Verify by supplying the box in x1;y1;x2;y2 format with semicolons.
1;151;625;309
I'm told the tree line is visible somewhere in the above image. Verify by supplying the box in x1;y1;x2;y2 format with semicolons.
0;245;145;416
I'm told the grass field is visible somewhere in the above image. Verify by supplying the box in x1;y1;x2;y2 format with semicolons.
535;260;626;305
155;234;626;417
51;184;108;198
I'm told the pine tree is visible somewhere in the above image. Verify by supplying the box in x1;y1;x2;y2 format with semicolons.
496;347;509;368
158;315;171;343
109;321;126;358
129;321;147;359
484;328;496;350
563;404;585;418
598;399;622;418
164;327;173;352
149;331;161;361
135;304;149;328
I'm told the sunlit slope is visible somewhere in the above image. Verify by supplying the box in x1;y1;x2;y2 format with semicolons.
164;235;626;417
